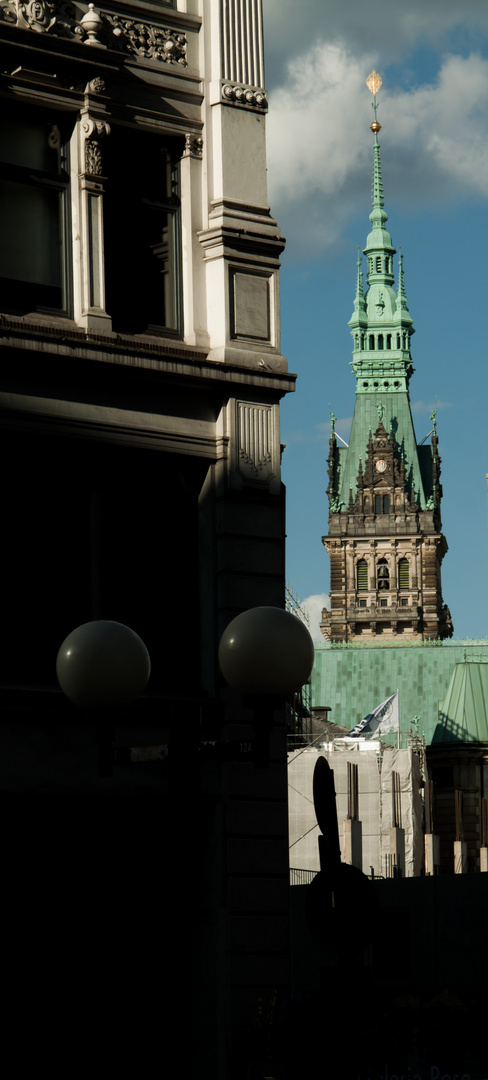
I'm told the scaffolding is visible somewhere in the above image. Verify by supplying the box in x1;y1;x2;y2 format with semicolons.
286;583;313;747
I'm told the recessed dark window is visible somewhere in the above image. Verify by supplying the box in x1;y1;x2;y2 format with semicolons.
375;494;390;514
104;127;182;334
0;101;73;315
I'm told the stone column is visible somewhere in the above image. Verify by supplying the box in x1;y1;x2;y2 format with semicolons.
74;85;112;333
199;0;285;366
424;833;440;876
454;840;468;874
343;818;363;871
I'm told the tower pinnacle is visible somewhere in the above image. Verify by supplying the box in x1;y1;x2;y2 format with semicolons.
366;69;382;135
322;74;452;643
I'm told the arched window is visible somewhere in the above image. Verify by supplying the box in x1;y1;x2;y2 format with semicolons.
378;334;384;350
357;559;368;591
398;558;410;590
369;334;375;350
386;334;392;350
376;256;382;272
377;558;389;590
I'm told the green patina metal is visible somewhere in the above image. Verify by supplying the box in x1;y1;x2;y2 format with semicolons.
311;640;488;746
434;660;488;744
341;98;429;508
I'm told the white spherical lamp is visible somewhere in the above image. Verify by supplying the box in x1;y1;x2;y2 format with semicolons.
56;620;151;708
218;606;314;696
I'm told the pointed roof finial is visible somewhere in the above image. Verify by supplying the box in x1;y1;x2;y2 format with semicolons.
397;247;406;301
356;248;364;298
366;69;382;137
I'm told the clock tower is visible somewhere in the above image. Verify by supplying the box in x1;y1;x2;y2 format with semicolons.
321;72;453;644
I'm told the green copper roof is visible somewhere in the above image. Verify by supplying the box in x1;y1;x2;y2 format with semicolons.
337;392;428;508
311;642;488;746
433;661;488;744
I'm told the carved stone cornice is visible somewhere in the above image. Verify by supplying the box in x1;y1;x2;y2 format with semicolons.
0;0;188;65
222;82;267;111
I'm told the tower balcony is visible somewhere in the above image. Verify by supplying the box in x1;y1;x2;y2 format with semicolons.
348;600;421;621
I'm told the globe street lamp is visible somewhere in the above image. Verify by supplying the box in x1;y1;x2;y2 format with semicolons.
56;620;151;775
218;606;314;764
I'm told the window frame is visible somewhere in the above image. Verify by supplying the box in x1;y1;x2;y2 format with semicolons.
102;126;183;338
0;100;74;318
377;558;389;591
357;558;368;591
398;557;410;591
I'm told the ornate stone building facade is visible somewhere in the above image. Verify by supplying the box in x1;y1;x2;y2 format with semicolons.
0;4;292;1077
0;5;292;712
321;81;452;644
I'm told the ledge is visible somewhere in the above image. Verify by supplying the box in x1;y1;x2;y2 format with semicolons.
0;315;296;393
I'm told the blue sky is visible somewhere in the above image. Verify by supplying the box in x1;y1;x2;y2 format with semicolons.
263;0;488;640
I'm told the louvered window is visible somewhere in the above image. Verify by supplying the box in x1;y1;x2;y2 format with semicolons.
398;558;410;590
357;559;368;591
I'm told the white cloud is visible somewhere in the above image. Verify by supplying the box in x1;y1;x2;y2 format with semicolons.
300;593;329;642
263;0;488;87
411;400;451;414
266;44;488;259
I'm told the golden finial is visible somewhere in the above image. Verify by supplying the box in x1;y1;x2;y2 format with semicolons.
366;70;382;96
366;70;382;134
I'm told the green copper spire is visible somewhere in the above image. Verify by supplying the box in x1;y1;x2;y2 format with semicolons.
363;70;395;285
340;71;424;509
348;72;414;394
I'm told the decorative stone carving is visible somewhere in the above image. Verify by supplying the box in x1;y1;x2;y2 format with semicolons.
1;1;188;65
103;13;187;64
1;0;82;38
222;84;267;110
80;2;103;46
18;0;56;32
238;403;273;482
0;1;17;23
183;134;203;159
81;114;110;176
87;76;105;94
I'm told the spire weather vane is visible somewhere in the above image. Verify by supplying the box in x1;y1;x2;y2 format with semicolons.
366;69;382;134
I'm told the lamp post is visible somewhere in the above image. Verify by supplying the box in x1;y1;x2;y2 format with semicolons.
218;605;314;763
56;620;151;775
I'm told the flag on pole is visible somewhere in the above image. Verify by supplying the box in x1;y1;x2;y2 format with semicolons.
348;692;399;738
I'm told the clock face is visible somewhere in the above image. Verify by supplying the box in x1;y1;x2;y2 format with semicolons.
375;459;387;473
